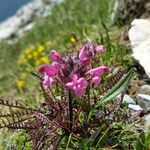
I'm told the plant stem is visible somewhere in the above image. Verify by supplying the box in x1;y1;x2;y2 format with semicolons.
68;91;73;131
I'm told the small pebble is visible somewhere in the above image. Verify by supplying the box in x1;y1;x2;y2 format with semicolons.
128;104;143;111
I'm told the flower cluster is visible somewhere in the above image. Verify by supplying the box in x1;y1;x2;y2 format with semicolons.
18;41;51;66
38;42;110;97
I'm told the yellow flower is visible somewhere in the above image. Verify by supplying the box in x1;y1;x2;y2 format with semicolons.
70;37;76;43
40;56;49;63
33;51;38;58
26;54;32;59
37;45;45;53
25;47;34;55
16;80;25;90
17;55;27;64
35;60;41;65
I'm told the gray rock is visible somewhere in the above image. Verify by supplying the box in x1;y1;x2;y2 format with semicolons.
123;94;136;104
144;114;150;130
138;94;150;108
116;94;136;104
128;104;143;111
140;84;150;95
145;2;150;11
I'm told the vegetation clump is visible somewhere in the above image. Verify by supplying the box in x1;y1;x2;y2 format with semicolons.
0;42;144;149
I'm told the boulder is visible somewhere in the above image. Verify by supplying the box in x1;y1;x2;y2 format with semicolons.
128;104;143;111
129;19;150;78
140;84;150;95
138;94;150;108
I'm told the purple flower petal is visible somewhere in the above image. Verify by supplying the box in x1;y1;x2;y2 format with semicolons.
50;50;61;62
95;45;105;53
66;74;88;97
38;64;58;77
92;76;101;87
43;73;54;89
87;66;110;76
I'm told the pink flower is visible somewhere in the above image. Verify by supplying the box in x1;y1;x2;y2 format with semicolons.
66;74;88;97
43;73;54;89
87;66;110;76
92;76;101;87
38;63;59;89
87;66;110;86
38;63;58;77
50;50;61;62
78;43;95;65
95;45;105;53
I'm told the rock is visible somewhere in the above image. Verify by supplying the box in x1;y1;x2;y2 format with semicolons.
128;104;143;111
114;0;150;25
123;94;136;104
117;94;136;104
144;114;150;130
138;94;150;108
129;19;150;78
0;16;21;39
17;22;34;37
140;84;150;95
145;2;150;11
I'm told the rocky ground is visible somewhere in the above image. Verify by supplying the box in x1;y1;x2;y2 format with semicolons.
110;0;150;131
112;0;150;25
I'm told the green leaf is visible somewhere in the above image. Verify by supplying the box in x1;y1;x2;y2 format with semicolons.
99;69;134;104
136;132;146;150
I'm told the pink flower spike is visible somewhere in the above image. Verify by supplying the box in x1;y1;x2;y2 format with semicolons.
87;66;110;77
78;47;86;61
38;64;58;77
92;76;101;87
66;74;88;97
87;66;110;87
50;50;61;62
43;73;54;89
82;58;91;65
72;74;78;82
78;43;94;65
96;45;105;53
38;65;48;73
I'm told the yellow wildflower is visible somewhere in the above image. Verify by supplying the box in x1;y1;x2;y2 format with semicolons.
25;47;34;55
37;45;45;53
35;60;41;65
16;80;25;90
17;55;27;65
70;37;76;43
33;51;38;58
40;56;49;63
26;54;32;59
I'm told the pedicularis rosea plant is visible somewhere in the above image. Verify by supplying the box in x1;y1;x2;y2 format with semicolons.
0;42;139;149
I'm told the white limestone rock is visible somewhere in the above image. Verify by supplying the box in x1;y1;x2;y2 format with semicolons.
128;19;150;78
138;94;150;108
0;16;21;39
140;84;150;95
144;114;150;130
128;104;143;111
116;94;136;104
0;0;63;40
